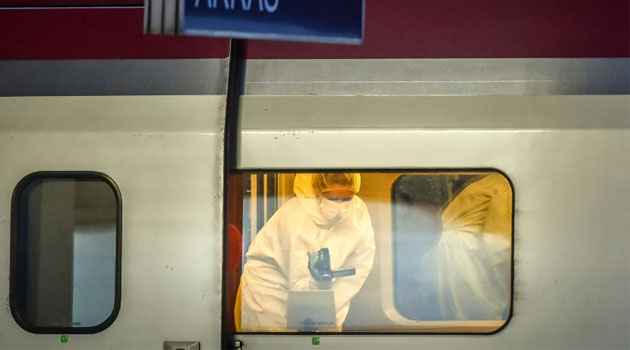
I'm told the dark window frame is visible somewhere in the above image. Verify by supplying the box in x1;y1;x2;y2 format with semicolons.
10;171;122;334
228;168;515;336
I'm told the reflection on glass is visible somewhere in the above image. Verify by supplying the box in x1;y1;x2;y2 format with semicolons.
394;174;512;322
14;177;118;329
231;171;512;333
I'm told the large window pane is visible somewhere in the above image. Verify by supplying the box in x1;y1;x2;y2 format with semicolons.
226;171;513;334
393;173;512;322
11;172;121;333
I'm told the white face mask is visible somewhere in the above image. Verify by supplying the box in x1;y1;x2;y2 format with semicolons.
319;197;352;222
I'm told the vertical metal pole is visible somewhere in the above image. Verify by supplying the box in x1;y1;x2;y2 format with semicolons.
222;38;246;349
224;39;246;170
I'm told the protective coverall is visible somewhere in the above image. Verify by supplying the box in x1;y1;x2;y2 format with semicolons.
422;173;512;320
238;174;376;331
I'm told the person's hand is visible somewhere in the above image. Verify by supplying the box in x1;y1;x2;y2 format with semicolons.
307;248;333;282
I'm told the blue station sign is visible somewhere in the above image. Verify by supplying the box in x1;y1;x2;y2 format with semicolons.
181;0;365;44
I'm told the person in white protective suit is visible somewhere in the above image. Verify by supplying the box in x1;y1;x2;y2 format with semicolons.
421;173;512;320
238;173;376;332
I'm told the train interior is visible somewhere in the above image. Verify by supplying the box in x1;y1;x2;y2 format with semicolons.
226;171;513;333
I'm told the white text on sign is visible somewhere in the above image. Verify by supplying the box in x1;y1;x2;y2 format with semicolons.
194;0;279;13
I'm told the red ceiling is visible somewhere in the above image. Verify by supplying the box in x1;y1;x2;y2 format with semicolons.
0;0;141;5
246;0;630;59
0;0;628;60
0;8;230;59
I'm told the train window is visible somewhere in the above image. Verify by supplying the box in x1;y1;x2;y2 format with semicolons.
226;171;513;334
391;173;512;328
10;172;121;334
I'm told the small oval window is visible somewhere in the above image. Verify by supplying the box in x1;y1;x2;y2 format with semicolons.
10;172;121;334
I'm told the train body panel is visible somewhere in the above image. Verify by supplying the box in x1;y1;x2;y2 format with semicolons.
236;94;630;349
0;96;225;349
0;60;628;349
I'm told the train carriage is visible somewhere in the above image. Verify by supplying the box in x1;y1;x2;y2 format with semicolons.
0;1;628;349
